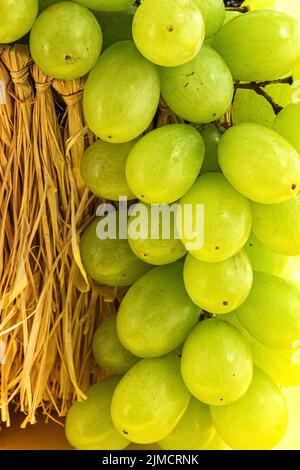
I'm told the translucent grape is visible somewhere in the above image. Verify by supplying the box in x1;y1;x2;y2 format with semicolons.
251;193;300;255
181;318;253;405
213;10;300;81
218;123;300;204
93;8;134;50
273;103;300;155
83;41;160;143
132;0;205;67
200;124;221;174
128;203;187;266
159;398;216;450
0;0;38;43
92;314;138;374
177;173;252;262
232;89;275;128
183;250;253;314
125;124;204;204
160;45;234;124
210;367;288;450
111;355;191;443
74;0;135;11
65;376;129;450
117;262;201;358
193;0;225;38
80;217;151;287
236;271;300;349
80;139;136;200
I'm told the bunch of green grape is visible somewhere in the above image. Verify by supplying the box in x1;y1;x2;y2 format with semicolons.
4;0;300;452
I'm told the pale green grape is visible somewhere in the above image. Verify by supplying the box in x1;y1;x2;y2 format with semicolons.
111;355;191;443
232;89;275;128
0;0;38;43
181;318;253;405
65;376;129;450
83;41;160;143
236;271;300;349
80;216;151;287
193;0;225;38
128;203;187;266
30;2;102;80
177;173;252;262
184;251;253;314
213;10;300;81
93;8;134;50
244;233;290;276
160;45;233;124
251;193;300;255
159;398;215;450
218;123;300;204
125;124;204;204
273;103;300;154
243;0;300;25
74;0;135;11
132;0;205;67
117;262;201;358
200;124;221;174
92;314;138;374
210;367;288;450
80;139;136;200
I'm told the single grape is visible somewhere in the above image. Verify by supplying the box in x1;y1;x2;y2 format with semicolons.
111;355;191;444
236;271;300;349
210;367;288;450
200;124;221;174
92;315;138;374
251;193;300;256
117;262;201;358
213;10;300;81
93;7;134;50
193;0;225;38
273;103;300;155
65;376;129;450
132;0;205;67
159;398;216;450
80;139;136;201
83;41;160;143
80;216;151;287
181;318;253;405
232;89;275;128
184;250;253;314
128;203;187;266
177;173;252;262
160;45;233;123
218;123;300;204
125;124;204;204
30;2;102;80
0;0;38;43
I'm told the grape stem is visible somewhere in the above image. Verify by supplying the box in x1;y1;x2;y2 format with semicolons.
225;6;249;12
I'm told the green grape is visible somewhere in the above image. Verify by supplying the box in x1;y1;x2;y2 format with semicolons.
74;0;135;11
65;376;129;450
160;45;233;123
200;124;221;174
30;2;102;80
210;367;288;450
93;8;134;50
232;89;275;128
80;139;136;201
181;319;253;406
184;251;253;314
128;203;187;266
243;0;300;24
117;262;201;358
125;124;204;204
213;10;300;81
244;233;290;277
218;123;300;204
273;103;300;154
177;173;252;262
159;398;216;450
236;271;300;349
92;314;138;374
132;0;205;67
83;41;160;143
193;0;225;38
111;355;191;443
0;0;38;43
251;193;300;256
80;216;151;287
